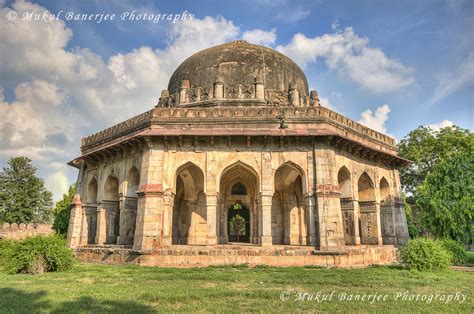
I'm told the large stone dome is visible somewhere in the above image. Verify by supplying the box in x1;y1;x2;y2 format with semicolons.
167;40;309;98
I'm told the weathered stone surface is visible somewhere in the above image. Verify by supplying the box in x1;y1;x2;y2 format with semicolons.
67;41;410;267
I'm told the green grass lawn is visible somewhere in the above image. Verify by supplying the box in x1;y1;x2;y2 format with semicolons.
0;263;472;313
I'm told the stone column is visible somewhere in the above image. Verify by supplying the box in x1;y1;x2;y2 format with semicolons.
133;139;165;251
117;194;126;244
260;151;273;246
161;192;174;245
260;192;273;246
304;195;317;245
95;204;107;244
206;193;218;245
67;194;84;248
79;208;88;245
313;143;346;251
352;199;362;245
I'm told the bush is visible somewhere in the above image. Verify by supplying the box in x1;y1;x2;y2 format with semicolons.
440;238;467;265
400;237;452;271
0;235;74;274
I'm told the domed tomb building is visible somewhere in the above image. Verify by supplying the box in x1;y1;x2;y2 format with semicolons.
67;41;410;267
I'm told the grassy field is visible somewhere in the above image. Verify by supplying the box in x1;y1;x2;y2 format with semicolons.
0;263;472;313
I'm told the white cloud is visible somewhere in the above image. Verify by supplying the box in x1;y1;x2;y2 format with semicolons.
0;1;241;202
426;120;454;131
431;50;474;103
276;27;415;93
358;104;391;133
242;28;277;46
319;97;334;110
45;169;70;201
275;6;310;24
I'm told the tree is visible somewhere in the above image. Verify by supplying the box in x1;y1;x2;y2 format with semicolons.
0;157;53;225
416;151;473;244
398;125;473;196
53;184;77;236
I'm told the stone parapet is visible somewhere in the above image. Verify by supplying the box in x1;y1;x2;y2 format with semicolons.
79;106;398;156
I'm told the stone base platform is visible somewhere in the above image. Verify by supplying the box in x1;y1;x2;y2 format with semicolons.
73;244;399;268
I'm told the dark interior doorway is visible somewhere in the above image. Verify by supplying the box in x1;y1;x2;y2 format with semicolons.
227;202;250;243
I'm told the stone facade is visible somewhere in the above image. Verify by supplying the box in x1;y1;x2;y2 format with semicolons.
67;41;409;266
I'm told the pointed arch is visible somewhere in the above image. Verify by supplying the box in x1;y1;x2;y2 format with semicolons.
274;161;307;194
102;174;120;244
87;177;98;204
273;161;307;245
218;161;260;194
104;175;119;201
172;161;206;245
380;177;391;202
218;161;260;244
357;172;375;202
126;166;140;197
337;166;351;198
174;161;205;201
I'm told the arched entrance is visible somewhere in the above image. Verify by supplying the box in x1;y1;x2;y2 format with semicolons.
118;167;139;245
227;202;250;243
85;178;98;244
273;162;307;245
337;166;355;245
172;162;206;245
218;162;259;244
103;175;120;244
357;172;379;245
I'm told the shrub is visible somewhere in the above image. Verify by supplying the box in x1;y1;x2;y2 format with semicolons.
440;238;467;265
0;235;74;274
400;237;452;271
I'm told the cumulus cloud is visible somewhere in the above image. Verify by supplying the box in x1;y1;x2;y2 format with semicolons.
431;50;474;104
319;97;334;110
45;169;70;202
276;27;415;93
426;120;454;131
0;1;241;201
358;104;391;133
242;28;277;46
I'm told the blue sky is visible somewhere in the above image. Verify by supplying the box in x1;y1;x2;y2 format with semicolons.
0;0;472;201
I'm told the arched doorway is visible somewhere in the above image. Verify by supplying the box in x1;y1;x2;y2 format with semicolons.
338;166;355;245
273;162;307;245
227;202;250;243
172;162;206;245
85;178;98;244
103;175;120;244
379;177;390;203
357;172;378;245
118;167;139;245
218;162;259;244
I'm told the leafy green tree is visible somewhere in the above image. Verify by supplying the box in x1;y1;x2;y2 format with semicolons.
398;125;473;196
0;157;53;225
416;151;473;244
53;184;77;236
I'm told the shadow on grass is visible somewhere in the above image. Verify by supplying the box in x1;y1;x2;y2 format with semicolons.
0;288;155;313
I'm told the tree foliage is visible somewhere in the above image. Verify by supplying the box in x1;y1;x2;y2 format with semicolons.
53;185;77;236
0;157;53;225
398;125;473;196
416;151;473;243
397;125;473;243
